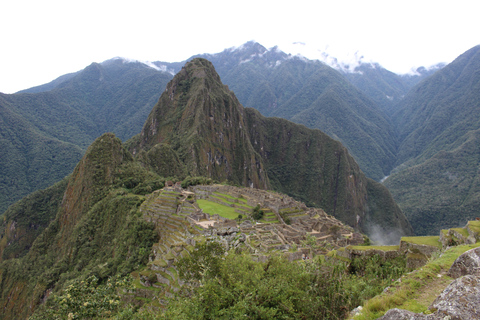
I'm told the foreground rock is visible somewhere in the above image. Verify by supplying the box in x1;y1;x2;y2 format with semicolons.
378;275;480;319
430;275;480;319
447;246;480;278
378;308;428;319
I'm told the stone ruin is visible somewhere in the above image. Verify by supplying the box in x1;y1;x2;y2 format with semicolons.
137;184;365;304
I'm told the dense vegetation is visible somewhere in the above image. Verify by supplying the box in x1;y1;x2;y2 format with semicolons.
0;177;69;261
0;60;172;214
0;134;159;319
193;42;398;181
36;242;409;319
385;45;480;235
0;97;84;215
161;244;408;320
4;41;474;240
28;241;409;320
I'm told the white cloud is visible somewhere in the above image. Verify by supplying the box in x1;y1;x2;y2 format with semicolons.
1;0;479;92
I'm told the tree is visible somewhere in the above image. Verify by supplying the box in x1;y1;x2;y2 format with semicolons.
29;275;132;320
252;205;264;220
176;241;225;286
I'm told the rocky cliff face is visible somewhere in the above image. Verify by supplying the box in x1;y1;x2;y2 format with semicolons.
130;58;268;189
244;108;367;229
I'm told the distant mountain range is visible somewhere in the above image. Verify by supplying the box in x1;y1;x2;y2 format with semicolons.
0;59;415;318
385;45;480;235
1;41;479;236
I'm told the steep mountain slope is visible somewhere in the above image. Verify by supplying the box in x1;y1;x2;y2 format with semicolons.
342;63;444;114
245;108;411;238
0;58;415;319
129;58;412;238
0;133;159;319
0;60;173;215
0;98;83;215
129;58;269;189
188;42;398;181
385;45;480;235
386;130;480;235
393;45;480;165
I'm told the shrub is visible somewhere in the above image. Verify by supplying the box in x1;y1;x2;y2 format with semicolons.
252;205;264;220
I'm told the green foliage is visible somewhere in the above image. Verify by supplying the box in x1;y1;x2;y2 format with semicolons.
163;250;409;320
29;275;132;320
0;59;173;215
202;42;398;180
349;255;407;280
356;242;480;319
251;204;264;220
0;177;69;260
364;178;414;242
181;176;213;188
0;134;161;319
176;241;225;285
386;46;480;235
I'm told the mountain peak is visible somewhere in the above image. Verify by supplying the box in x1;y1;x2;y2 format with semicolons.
134;57;269;188
102;57;176;75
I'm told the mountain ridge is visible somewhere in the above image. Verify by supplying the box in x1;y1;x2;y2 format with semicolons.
385;45;480;235
127;58;412;238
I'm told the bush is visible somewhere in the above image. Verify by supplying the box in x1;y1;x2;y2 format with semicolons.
181;176;213;188
252;205;264;220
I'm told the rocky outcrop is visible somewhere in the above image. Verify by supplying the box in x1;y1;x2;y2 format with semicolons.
429;275;480;319
447;246;480;279
378;308;428;319
378;247;480;320
379;275;480;319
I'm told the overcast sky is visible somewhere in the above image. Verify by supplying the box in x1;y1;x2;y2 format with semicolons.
1;0;479;93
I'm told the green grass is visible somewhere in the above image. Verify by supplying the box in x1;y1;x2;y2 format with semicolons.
259;219;278;224
401;236;442;249
355;242;480;319
348;245;399;251
467;220;480;234
238;197;249;204
197;199;239;219
213;192;237;200
210;196;235;205
451;227;469;238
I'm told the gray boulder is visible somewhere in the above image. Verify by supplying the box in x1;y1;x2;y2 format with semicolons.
447;246;480;279
377;308;428;319
377;275;480;320
430;275;480;319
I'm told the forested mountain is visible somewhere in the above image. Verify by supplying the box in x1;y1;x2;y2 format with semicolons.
384;45;480;235
189;42;400;181
0;99;83;217
343;62;444;114
128;58;412;236
0;59;173;214
0;58;412;319
0;42;412;215
10;40;480;240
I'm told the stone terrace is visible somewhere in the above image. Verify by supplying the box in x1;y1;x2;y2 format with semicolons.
137;184;366;304
190;184;363;255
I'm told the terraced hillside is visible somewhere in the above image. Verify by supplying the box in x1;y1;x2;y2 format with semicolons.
131;184;366;306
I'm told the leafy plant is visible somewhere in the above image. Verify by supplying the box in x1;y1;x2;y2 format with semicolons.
252;204;264;220
29;275;132;320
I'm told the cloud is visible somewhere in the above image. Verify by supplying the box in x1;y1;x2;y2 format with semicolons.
365;224;403;246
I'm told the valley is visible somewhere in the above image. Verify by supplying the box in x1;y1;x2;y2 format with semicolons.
0;41;480;319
